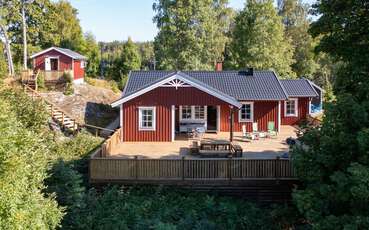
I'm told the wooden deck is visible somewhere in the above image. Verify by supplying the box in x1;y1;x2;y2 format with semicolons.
108;126;297;159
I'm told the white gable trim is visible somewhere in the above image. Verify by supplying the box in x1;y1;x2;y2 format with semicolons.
30;47;84;60
111;74;241;108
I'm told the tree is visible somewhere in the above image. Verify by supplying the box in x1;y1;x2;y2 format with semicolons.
115;37;141;83
136;41;155;70
225;0;294;77
153;0;233;70
81;32;100;77
0;43;7;77
292;0;369;228
278;0;318;78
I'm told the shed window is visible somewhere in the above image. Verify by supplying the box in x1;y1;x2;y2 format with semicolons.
139;107;156;130
239;102;253;122
181;106;192;120
285;99;298;117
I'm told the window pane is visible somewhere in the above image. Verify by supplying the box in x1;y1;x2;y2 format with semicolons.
194;106;205;119
181;106;192;119
240;104;251;120
140;108;154;128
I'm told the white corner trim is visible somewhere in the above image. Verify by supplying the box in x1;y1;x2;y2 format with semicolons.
171;105;175;142
238;102;254;123
138;106;156;131
111;73;241;108
278;101;281;132
284;98;298;117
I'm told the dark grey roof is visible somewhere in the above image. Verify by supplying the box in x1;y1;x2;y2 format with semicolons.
123;70;289;101
30;47;86;60
280;79;319;97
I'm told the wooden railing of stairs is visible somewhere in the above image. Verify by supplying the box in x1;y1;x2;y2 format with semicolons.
23;84;114;136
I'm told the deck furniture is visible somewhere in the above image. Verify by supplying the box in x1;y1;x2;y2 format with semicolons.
199;140;232;157
253;122;267;138
267;121;278;138
190;141;199;155
242;125;256;140
231;144;243;157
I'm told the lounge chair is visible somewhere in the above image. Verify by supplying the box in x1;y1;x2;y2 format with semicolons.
253;122;266;138
267;121;278;138
242;125;254;140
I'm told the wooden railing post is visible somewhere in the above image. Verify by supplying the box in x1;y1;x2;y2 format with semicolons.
135;156;138;180
182;156;185;180
228;156;233;181
275;156;280;183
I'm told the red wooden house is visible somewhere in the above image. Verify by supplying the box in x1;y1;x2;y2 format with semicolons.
111;69;323;142
30;47;87;84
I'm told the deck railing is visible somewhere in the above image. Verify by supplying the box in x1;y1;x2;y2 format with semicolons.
101;127;122;157
41;70;69;81
89;152;297;183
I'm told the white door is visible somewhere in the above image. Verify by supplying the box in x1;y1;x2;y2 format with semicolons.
45;57;51;71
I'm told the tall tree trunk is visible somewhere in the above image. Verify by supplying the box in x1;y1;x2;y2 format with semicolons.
0;24;14;76
22;4;27;70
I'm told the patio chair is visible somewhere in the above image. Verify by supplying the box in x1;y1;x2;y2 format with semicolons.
267;121;278;138
253;122;267;138
242;125;254;140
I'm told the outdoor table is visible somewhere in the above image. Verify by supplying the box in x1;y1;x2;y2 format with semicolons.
200;140;231;151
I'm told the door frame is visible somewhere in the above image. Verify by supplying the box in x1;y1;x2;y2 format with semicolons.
206;105;219;132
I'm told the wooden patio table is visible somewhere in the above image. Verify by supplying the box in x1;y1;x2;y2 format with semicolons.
199;140;232;157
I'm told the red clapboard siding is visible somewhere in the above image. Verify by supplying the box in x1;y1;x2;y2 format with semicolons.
33;49;73;71
122;87;229;141
281;98;309;125
73;59;85;80
220;101;279;132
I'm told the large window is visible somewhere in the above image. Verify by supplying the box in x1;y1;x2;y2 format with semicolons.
285;99;298;117
138;107;156;130
239;102;253;122
194;106;205;119
181;106;192;120
180;106;206;120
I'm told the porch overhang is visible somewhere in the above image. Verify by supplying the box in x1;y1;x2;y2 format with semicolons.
111;72;242;108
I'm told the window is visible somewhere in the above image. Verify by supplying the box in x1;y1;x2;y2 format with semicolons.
194;106;205;119
285;99;298;117
138;107;156;130
181;106;192;120
80;61;86;68
239;102;253;122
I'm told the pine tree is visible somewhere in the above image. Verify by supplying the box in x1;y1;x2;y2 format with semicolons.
225;0;294;77
292;0;369;228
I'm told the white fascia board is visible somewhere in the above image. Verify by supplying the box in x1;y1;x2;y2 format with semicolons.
111;74;241;108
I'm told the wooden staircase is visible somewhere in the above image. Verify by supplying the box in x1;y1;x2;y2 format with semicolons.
24;84;79;132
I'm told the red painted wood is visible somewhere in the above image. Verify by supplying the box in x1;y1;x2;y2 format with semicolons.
281;98;309;125
33;49;73;72
73;59;85;80
220;101;279;132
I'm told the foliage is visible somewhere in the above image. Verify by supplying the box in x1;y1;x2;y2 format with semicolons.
62;71;74;95
225;0;294;77
81;32;100;77
37;71;45;89
85;76;120;93
136;41;155;70
0;43;7;77
153;0;233;70
292;0;369;228
0;86;63;229
119;37;141;79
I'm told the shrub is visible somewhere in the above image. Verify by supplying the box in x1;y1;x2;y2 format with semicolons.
37;72;45;89
62;71;74;95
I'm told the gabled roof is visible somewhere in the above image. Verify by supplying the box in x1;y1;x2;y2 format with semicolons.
30;47;87;60
121;70;289;101
112;71;242;108
280;79;319;97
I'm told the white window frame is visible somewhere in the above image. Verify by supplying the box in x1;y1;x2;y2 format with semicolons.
138;106;156;131
179;105;207;122
238;102;254;122
284;98;298;117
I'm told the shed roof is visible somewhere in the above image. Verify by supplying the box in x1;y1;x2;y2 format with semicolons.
280;79;319;97
30;47;87;60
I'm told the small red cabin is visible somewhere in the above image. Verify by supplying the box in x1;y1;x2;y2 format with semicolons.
30;47;87;84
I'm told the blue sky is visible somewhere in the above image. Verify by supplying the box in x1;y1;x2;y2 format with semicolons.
68;0;315;42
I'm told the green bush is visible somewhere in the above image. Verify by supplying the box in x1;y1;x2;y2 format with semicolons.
37;72;45;89
62;71;74;95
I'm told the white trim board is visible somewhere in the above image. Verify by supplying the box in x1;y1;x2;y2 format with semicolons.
284;98;298;117
238;102;254;123
111;73;242;108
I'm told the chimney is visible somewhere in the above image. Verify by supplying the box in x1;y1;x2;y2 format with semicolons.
215;61;223;71
239;68;254;76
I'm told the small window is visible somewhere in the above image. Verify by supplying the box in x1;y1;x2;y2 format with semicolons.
239;102;253;122
285;99;298;117
194;106;205;120
139;107;156;130
80;61;86;68
181;106;192;120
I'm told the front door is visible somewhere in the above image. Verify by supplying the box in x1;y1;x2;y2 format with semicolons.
45;57;51;71
207;106;217;132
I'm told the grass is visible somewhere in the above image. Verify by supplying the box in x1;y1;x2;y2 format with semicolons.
85;77;120;93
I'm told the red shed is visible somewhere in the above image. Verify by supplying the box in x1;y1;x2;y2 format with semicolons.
111;70;322;142
30;47;87;84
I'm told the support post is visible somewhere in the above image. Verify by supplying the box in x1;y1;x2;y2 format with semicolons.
182;156;185;181
229;106;234;142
